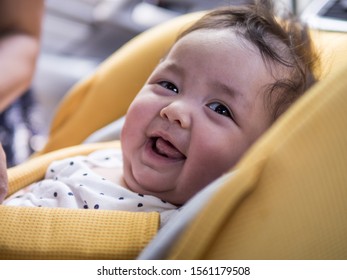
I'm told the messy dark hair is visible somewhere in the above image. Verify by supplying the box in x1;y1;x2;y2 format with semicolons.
177;0;319;121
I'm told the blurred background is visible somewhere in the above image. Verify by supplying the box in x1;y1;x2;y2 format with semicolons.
4;0;347;165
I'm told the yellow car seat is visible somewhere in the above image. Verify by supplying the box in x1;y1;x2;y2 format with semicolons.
1;10;347;259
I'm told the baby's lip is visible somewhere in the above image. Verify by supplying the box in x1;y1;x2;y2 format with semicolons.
150;136;186;160
148;129;186;160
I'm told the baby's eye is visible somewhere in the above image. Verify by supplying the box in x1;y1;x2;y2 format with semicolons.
158;81;179;94
207;102;233;119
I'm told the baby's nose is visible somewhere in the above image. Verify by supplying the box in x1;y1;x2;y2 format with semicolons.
160;102;191;129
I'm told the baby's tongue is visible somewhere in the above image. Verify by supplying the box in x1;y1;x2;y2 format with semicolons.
155;137;185;160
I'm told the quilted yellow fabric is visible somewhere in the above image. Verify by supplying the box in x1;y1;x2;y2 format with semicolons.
168;38;347;259
0;206;158;260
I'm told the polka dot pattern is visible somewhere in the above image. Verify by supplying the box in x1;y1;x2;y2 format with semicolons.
4;148;178;219
7;150;177;223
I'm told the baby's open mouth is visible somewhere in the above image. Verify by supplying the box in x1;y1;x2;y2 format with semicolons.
151;137;186;160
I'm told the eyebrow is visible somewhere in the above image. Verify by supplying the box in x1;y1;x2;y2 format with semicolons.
211;80;245;102
158;60;185;76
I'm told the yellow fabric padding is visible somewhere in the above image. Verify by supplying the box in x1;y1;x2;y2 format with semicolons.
0;206;159;260
168;46;347;260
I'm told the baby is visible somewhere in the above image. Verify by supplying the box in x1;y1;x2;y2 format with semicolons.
1;1;318;226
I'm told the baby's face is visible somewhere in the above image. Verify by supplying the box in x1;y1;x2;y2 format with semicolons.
121;29;274;205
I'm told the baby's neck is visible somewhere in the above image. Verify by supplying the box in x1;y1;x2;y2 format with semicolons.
89;166;127;188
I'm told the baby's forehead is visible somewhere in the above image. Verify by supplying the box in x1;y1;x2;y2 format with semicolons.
162;31;273;76
167;29;261;64
175;27;290;68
